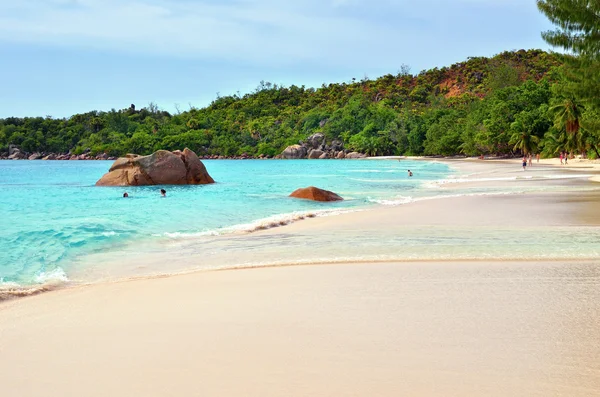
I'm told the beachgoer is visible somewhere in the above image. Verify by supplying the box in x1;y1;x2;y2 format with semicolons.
160;189;166;197
564;153;568;164
408;170;413;177
123;192;129;198
528;154;532;167
522;156;527;171
560;152;564;165
536;153;540;163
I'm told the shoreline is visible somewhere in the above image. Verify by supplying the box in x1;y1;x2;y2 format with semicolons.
2;259;600;396
2;158;600;301
2;158;600;395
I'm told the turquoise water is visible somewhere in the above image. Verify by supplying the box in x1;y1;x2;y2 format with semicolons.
0;159;450;288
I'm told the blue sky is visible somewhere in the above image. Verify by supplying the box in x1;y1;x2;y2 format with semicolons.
0;0;555;118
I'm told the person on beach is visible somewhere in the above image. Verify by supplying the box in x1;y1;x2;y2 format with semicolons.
528;154;532;167
522;156;527;171
123;192;129;198
407;170;413;177
160;189;166;197
536;153;540;163
560;152;564;165
564;152;568;164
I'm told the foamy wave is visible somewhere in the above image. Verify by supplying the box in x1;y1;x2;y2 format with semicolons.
153;208;364;240
101;231;118;237
367;196;414;206
424;176;521;188
34;267;69;284
217;209;358;234
0;283;64;301
426;173;595;188
156;230;222;239
349;178;407;183
346;169;396;173
0;278;19;288
0;269;69;301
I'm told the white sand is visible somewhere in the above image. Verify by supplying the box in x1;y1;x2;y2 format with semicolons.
1;159;600;397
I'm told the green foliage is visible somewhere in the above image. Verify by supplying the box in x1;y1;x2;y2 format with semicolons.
538;0;600;155
0;50;568;158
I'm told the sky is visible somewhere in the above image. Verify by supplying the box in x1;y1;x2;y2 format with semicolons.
0;0;556;118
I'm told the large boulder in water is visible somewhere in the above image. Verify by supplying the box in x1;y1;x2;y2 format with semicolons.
289;186;343;202
95;148;215;186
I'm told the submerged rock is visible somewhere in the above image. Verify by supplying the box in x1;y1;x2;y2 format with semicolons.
289;186;343;202
95;148;215;186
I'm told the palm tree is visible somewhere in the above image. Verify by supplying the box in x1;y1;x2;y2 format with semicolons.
509;130;539;155
549;96;584;154
509;115;540;155
550;97;583;134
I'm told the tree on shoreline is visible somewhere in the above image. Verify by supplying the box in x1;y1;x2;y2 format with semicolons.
538;0;600;156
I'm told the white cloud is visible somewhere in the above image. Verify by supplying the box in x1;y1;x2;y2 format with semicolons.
0;0;548;71
0;0;399;66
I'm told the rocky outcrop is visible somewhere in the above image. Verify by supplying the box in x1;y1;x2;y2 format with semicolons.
289;186;343;202
345;152;367;159
8;150;26;160
95;148;215;186
280;133;365;160
308;149;324;159
8;144;20;156
306;133;325;149
0;144;119;160
282;144;308;159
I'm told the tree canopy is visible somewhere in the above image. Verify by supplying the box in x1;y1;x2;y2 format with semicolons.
537;0;600;155
1;49;596;159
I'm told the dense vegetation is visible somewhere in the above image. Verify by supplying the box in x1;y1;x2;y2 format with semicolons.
0;47;598;158
535;0;600;158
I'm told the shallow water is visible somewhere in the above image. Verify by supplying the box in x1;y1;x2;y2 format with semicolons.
0;159;448;287
1;159;600;291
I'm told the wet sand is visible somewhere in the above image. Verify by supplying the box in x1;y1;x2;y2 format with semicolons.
1;260;600;397
1;159;600;396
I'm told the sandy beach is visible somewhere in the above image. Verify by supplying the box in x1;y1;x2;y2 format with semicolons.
1;158;600;396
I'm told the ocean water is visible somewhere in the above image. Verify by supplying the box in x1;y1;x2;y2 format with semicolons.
1;159;600;294
0;159;446;288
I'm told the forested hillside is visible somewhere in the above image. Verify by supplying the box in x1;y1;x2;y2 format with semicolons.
3;49;597;159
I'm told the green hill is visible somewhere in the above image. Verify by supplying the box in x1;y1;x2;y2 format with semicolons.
0;49;571;158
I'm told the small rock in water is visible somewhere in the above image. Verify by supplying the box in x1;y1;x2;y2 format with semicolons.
289;186;343;202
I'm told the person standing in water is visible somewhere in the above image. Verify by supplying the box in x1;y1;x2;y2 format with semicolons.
407;170;413;177
123;192;129;198
160;189;166;197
